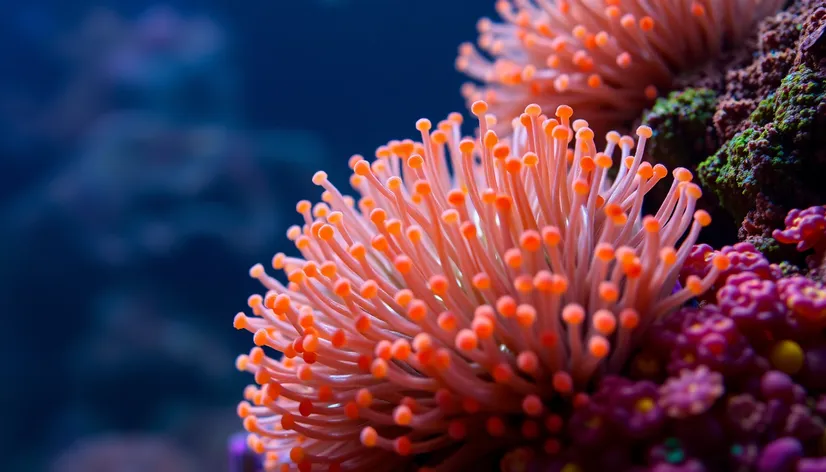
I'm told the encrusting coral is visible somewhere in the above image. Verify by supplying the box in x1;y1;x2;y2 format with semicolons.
699;62;826;256
637;0;826;258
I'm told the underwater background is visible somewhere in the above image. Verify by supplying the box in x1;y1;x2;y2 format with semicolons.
0;1;495;471
5;0;826;470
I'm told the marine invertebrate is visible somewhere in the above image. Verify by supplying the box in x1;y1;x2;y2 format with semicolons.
774;205;826;280
667;310;757;377
456;0;784;133
658;366;724;419
774;206;826;254
232;102;726;471
562;376;666;469
638;0;826;251
672;246;826;370
680;242;779;304
618;270;826;471
778;276;826;329
717;272;788;346
756;437;805;472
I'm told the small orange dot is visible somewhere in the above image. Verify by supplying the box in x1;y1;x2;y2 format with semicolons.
360;427;378;447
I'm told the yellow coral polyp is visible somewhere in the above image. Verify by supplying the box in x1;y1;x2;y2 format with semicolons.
770;340;805;375
635;397;656;413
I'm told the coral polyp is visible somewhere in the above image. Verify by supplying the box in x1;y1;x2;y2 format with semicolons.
232;102;725;471
457;0;784;132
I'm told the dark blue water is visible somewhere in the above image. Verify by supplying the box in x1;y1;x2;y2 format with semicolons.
0;1;495;471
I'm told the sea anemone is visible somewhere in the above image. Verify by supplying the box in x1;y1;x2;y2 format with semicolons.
232;102;728;471
456;0;785;133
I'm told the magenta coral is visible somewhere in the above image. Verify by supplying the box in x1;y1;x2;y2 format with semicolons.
773;206;826;253
717;272;787;348
774;205;826;280
778;276;826;329
756;437;804;472
681;242;779;303
658;366;724;419
617;262;826;470
456;0;785;132
232;102;726;471
667;310;757;377
568;376;664;445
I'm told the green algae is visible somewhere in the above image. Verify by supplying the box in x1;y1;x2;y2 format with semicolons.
697;64;826;222
641;88;718;171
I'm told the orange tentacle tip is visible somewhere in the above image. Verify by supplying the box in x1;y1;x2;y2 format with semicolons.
471;100;489;116
694;210;712;227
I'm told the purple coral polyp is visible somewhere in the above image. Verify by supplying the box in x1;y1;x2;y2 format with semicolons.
774;205;826;280
536;218;826;471
756;437;804;472
774;206;826;253
669;312;757;376
659;366;724;419
780;276;826;326
718;272;786;342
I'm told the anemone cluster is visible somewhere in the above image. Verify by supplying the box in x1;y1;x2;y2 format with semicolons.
230;0;826;470
456;0;784;134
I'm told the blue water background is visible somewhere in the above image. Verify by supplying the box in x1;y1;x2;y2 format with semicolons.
0;1;494;470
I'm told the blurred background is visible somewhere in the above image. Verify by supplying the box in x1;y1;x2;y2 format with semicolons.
0;1;495;470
